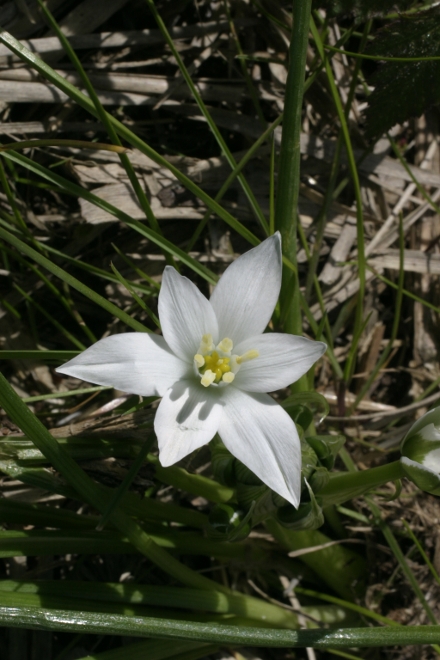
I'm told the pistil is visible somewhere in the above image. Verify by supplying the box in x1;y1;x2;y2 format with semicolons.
194;335;259;388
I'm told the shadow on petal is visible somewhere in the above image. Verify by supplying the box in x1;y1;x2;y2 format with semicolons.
155;380;225;466
168;379;224;428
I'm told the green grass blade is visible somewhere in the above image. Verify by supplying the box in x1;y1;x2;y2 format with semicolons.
388;134;440;215
368;499;439;630
0;29;259;249
0;139;127;154
144;0;268;234
96;434;156;531
401;520;440;587
0;224;148;333
187;113;283;251
0;460;207;529
23;386;110;403
350;215;405;411
12;282;87;350
35;0;166;247
110;263;160;327
310;16;366;385
1;149;218;285
0;158;27;231
0;603;439;646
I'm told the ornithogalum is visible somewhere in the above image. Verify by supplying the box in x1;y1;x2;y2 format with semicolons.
57;233;326;507
400;406;440;496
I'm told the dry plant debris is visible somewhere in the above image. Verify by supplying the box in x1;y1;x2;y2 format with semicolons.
1;0;440;659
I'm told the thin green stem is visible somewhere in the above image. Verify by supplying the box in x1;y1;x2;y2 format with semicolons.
96;434;156;531
22;386;110;403
0;158;27;231
276;0;312;339
388;134;440;215
325;44;440;62
187;113;284;251
13;283;87;350
222;0;266;125
0;139;127;154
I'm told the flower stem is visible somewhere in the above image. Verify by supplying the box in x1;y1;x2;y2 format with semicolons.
276;0;312;340
317;461;405;507
149;455;235;504
266;521;366;601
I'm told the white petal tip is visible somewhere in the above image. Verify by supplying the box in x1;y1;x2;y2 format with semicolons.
317;341;327;356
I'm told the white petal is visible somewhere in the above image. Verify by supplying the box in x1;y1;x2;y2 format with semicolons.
234;334;326;393
159;267;218;361
56;333;188;397
155;380;223;466
210;233;282;345
218;388;301;507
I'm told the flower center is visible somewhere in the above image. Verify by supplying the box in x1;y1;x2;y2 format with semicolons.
194;334;259;388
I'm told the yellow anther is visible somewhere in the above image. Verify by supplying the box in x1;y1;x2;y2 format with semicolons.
216;338;233;354
194;335;238;387
194;354;205;368
236;349;259;365
201;369;216;387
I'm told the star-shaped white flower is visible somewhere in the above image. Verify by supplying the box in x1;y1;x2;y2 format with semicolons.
57;234;326;507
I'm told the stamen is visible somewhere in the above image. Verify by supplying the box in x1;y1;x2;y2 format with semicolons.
201;369;216;387
216;338;233;354
194;354;205;368
199;334;214;355
236;349;259;364
194;335;253;387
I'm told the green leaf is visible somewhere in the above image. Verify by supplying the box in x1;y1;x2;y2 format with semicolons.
276;480;324;531
306;435;346;470
308;466;330;493
282;391;330;426
207;503;253;542
209;437;236;487
365;6;440;138
300;437;319;483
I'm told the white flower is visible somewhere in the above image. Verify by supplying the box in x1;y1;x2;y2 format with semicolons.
56;234;326;507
